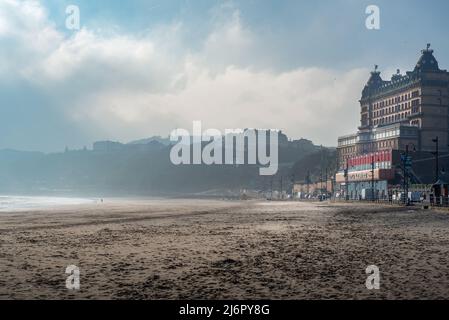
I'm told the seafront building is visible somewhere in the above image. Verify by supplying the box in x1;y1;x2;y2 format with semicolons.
336;45;449;200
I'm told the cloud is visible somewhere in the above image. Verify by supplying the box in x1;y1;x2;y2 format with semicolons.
0;0;368;150
0;0;62;76
73;65;367;145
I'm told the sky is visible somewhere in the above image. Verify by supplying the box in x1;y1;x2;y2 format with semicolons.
1;0;449;152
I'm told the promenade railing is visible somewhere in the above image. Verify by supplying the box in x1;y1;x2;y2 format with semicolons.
330;196;449;208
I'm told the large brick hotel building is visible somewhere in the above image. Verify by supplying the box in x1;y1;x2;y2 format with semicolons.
336;45;449;199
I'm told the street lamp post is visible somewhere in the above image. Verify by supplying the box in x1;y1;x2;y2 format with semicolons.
405;145;409;205
371;155;375;202
403;145;409;205
280;176;283;200
325;166;329;199
330;167;335;200
290;174;295;199
306;170;310;196
402;143;416;206
432;136;439;183
344;159;349;201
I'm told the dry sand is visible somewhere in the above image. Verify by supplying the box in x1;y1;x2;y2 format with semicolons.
1;199;449;300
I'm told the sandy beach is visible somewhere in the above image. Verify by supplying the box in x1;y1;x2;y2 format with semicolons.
1;199;449;300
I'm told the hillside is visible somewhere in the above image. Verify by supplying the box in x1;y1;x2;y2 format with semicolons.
0;134;333;196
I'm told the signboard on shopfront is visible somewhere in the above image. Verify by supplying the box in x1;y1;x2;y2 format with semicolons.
336;169;395;183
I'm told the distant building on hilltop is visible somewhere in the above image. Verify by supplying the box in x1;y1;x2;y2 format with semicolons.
93;140;165;153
